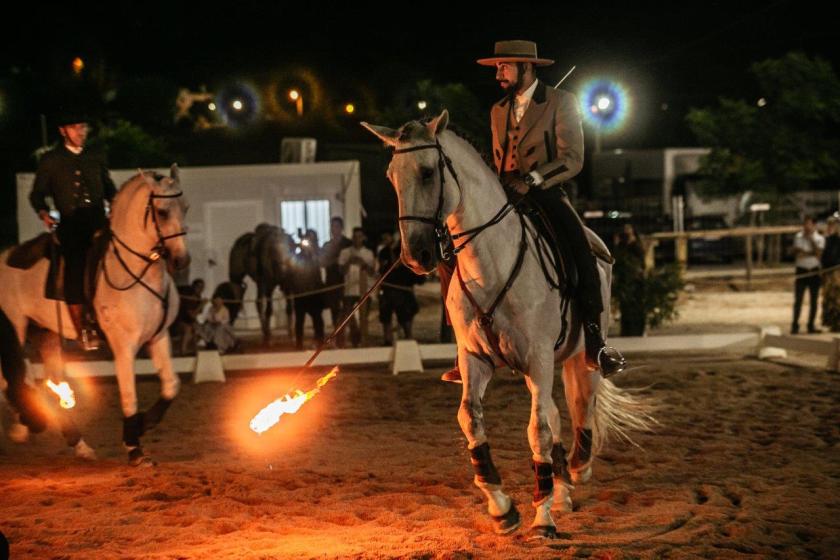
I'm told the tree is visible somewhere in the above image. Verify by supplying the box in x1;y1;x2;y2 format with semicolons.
377;80;488;154
90;119;172;168
687;52;840;197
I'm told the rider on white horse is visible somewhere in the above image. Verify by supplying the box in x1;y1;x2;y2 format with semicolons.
441;40;626;383
29;107;116;351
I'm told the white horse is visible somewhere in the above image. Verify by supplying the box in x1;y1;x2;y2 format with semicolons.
0;165;189;466
363;112;654;538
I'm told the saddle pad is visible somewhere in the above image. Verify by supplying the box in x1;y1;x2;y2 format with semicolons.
6;233;52;270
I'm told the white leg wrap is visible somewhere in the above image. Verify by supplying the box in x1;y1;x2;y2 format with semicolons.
475;479;511;517
532;497;556;529
552;478;574;512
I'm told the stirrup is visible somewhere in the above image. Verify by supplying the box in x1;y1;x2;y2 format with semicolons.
80;328;101;352
597;346;626;378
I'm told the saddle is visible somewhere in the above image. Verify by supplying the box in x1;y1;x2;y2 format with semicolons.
6;230;111;304
515;198;614;350
517;197;614;296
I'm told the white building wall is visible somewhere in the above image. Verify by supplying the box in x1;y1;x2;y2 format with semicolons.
16;161;361;327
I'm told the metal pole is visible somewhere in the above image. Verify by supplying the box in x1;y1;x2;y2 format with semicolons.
553;66;576;89
302;258;401;369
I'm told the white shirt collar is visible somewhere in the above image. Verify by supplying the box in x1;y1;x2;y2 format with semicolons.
64;144;83;155
513;79;539;122
516;79;539;106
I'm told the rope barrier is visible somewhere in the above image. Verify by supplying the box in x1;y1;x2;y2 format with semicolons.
179;279;427;305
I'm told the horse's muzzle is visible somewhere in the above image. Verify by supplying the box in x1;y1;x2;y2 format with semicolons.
172;253;191;271
404;229;437;274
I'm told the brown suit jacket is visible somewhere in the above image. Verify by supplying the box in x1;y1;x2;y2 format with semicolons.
490;81;584;189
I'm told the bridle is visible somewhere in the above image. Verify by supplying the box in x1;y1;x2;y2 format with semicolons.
392;138;532;369
393;139;518;260
102;179;188;337
394;139;459;260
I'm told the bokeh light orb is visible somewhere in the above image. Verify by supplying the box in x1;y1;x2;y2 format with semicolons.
216;82;260;126
580;78;630;133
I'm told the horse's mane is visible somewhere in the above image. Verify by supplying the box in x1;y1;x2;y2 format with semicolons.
399;118;495;173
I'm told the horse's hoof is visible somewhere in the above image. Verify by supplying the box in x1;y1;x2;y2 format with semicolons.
492;502;521;535
7;422;29;443
127;447;156;468
570;465;591;484
527;525;557;540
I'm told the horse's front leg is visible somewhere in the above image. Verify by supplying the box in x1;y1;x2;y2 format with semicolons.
524;351;563;539
458;350;520;535
563;351;599;483
144;333;180;432
111;338;152;466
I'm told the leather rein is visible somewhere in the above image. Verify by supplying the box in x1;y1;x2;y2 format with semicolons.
102;185;187;337
393;140;528;369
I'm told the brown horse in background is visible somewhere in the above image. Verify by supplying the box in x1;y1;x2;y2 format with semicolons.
229;224;293;344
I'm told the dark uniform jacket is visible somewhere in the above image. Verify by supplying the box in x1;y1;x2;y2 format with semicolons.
29;144;117;219
490;81;584;189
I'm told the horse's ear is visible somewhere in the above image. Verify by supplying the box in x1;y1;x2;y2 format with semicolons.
361;122;400;147
428;110;449;137
170;164;180;182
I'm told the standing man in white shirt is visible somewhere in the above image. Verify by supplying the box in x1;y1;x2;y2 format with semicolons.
338;227;375;347
792;216;825;334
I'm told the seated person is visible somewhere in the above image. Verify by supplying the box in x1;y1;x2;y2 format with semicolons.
196;296;239;354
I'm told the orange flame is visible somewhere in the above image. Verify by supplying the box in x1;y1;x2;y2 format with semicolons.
46;380;76;409
249;367;338;434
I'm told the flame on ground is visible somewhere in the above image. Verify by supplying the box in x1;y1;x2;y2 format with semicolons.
249;367;338;434
46;380;76;409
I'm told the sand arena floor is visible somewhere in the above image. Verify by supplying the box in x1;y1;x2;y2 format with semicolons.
1;353;838;559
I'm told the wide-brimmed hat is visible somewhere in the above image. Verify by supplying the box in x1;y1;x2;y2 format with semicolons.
55;109;90;127
477;40;554;67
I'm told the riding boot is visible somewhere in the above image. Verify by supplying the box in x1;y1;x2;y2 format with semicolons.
440;357;462;384
67;304;100;351
583;320;626;377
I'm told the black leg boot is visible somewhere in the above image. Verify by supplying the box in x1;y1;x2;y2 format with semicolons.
584;321;626;377
68;304;100;351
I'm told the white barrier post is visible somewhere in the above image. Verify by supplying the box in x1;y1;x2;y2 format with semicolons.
391;340;424;376
194;350;226;383
758;325;787;360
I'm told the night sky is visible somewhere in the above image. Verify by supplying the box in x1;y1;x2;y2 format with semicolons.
2;1;836;147
0;0;837;244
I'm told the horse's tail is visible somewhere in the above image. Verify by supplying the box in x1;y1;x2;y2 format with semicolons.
0;307;48;433
590;378;657;456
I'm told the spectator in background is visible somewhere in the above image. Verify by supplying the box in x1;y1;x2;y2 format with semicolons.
821;213;840;332
792;216;824;334
197;295;239;354
173;279;206;355
338;227;375;347
212;281;244;326
288;229;325;349
378;230;425;345
321;217;352;346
